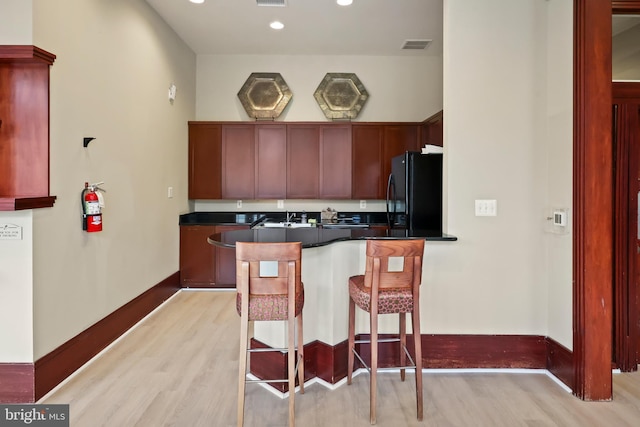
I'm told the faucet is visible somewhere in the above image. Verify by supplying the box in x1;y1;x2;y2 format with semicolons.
286;211;295;223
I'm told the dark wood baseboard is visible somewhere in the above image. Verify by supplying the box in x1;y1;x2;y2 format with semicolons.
33;272;180;401
545;337;574;390
0;363;34;403
249;334;574;393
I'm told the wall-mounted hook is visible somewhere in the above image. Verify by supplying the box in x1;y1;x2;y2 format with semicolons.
83;137;96;147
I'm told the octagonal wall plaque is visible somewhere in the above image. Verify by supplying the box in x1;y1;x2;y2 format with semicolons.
237;73;292;119
313;73;369;120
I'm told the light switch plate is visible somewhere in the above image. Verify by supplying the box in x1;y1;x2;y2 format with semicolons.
475;199;497;216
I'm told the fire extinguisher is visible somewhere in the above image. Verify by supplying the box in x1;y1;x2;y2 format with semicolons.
82;182;105;232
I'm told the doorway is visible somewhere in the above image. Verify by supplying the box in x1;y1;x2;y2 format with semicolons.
613;82;640;371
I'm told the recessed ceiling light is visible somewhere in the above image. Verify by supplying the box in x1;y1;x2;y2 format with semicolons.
270;21;284;30
190;0;205;4
337;0;353;5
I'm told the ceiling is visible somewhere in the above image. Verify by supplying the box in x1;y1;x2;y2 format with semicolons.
145;0;443;56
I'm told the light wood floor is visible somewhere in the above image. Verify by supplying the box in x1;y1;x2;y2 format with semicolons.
40;290;640;426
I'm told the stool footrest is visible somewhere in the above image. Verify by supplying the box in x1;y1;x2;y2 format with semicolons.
355;338;401;344
248;347;290;353
244;354;303;385
351;345;417;373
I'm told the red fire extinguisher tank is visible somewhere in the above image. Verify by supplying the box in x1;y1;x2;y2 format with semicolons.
83;183;102;232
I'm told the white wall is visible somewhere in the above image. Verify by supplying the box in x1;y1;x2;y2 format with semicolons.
196;55;443;122
436;0;571;338
0;0;32;44
29;0;196;359
0;211;34;361
544;0;574;349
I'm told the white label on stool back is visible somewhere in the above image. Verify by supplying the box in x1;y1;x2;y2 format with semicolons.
0;224;22;240
388;256;404;272
259;260;278;277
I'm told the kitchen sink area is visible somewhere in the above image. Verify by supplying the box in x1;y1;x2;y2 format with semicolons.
261;222;313;228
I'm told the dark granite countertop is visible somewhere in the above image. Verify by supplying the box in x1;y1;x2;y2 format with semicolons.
179;211;390;226
207;227;457;249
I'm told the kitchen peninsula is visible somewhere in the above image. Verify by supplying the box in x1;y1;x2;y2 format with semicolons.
201;214;456;361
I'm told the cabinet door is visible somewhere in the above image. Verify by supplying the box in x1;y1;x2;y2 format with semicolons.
188;123;222;199
382;124;420;186
215;225;250;286
352;125;384;199
222;125;255;199
421;110;443;147
255;124;287;199
287;125;320;198
179;225;216;287
319;124;352;198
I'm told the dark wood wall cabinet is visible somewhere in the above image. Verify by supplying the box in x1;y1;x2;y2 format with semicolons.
188;113;442;201
0;46;56;211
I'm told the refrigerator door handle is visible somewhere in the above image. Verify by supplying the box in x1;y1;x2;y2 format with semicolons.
386;173;395;230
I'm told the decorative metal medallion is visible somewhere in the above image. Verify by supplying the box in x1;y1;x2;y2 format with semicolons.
313;73;369;120
237;73;292;119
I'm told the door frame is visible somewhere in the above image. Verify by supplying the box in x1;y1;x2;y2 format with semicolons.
573;0;640;401
612;82;640;371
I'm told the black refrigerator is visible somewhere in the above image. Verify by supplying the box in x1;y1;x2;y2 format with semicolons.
386;151;443;236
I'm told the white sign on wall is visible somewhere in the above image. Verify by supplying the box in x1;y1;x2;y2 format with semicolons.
0;224;23;240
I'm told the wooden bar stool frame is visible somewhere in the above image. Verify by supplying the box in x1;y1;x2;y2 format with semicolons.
236;242;304;427
347;238;425;424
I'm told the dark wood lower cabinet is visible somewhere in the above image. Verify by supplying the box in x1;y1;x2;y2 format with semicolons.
179;224;248;288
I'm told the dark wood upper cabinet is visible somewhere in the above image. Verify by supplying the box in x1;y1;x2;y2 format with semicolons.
287;125;320;198
0;46;56;210
188;123;222;199
319;124;352;199
352;123;419;200
352;125;384;199
187;120;427;201
382;124;420;187
222;124;255;199
421;110;443;147
255;124;287;199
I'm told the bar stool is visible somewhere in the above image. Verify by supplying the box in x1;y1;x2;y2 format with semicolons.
235;241;304;427
347;238;425;424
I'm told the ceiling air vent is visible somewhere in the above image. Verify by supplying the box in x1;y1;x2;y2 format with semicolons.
401;39;432;50
256;0;287;6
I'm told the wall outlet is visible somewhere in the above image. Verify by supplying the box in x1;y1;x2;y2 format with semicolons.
475;199;497;216
277;200;284;209
237;200;242;208
360;200;367;209
167;187;173;198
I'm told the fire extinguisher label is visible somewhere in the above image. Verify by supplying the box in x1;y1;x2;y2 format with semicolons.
85;201;100;215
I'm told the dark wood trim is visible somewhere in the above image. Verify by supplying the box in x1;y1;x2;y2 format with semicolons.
0;196;57;211
613;1;640;13
250;334;570;393
34;272;180;400
0;363;34;403
0;45;56;64
546;337;574;391
572;0;614;401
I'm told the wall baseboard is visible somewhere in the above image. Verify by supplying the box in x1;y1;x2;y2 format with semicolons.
250;334;574;392
33;272;180;401
545;336;574;390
